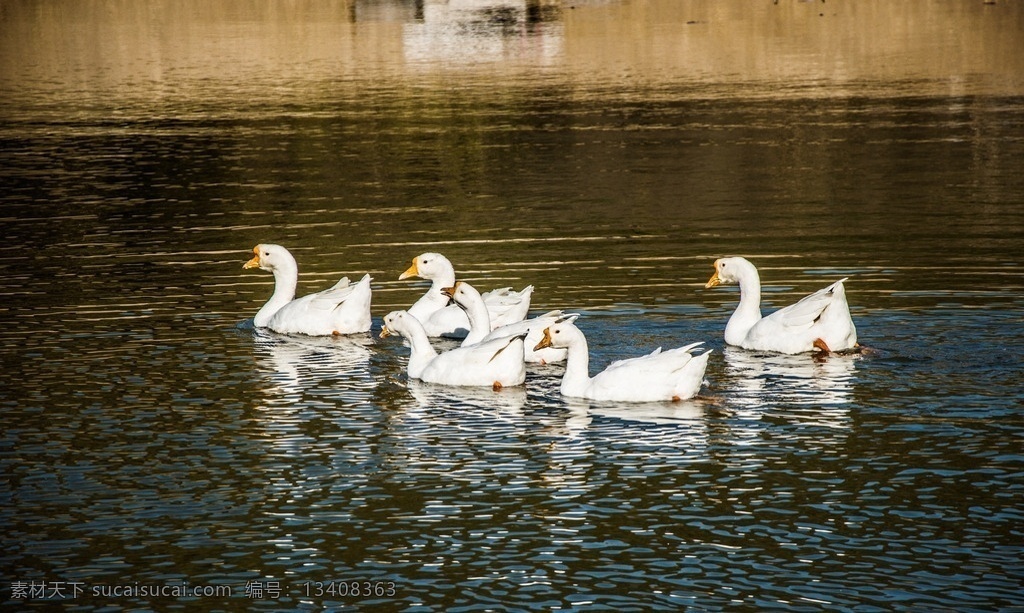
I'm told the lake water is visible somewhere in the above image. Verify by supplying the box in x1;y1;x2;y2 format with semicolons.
2;0;1023;610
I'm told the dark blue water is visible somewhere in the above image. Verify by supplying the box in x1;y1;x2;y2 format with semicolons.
2;1;1023;610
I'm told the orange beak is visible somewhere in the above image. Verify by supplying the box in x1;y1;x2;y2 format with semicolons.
399;259;419;280
704;260;722;288
533;327;553;352
243;246;261;269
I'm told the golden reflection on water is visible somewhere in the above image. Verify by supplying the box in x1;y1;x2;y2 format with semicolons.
2;0;1021;105
562;0;1024;96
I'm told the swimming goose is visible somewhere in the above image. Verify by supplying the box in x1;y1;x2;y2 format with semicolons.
442;280;572;364
705;256;857;354
380;310;526;390
399;252;532;338
534;319;710;402
243;244;372;336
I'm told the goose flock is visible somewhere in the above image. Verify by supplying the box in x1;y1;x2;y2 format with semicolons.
244;244;859;402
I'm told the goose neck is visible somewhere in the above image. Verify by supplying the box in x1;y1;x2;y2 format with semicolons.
559;336;592;397
734;268;762;315
402;319;438;378
253;266;297;327
460;298;492;345
724;264;763;345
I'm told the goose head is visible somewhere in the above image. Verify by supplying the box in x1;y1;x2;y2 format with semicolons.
399;252;454;281
440;281;482;310
705;256;754;288
380;310;426;340
243;244;296;273
380;310;405;339
534;317;582;351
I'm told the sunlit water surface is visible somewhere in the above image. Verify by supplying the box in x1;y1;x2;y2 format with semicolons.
1;1;1023;610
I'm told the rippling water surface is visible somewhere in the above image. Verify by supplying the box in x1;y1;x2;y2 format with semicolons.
2;0;1023;610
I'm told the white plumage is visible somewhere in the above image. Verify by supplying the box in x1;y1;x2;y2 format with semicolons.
705;256;857;354
399;252;532;338
442;281;571;364
380;310;526;389
534;319;710;402
243;244;372;336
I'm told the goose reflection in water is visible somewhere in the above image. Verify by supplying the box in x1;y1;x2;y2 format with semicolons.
405;378;527;415
722;346;857;419
380;380;531;477
545;395;709;462
252;329;374;403
556;397;708;432
249;331;379;521
538;399;711;507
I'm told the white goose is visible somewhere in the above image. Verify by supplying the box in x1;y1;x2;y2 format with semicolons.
442;281;572;364
399;252;532;338
243;244;372;336
380;310;526;390
534;319;710;402
705;256;857;354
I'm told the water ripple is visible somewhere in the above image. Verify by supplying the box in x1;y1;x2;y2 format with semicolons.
2;2;1023;608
